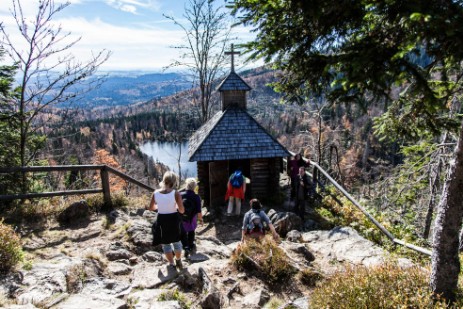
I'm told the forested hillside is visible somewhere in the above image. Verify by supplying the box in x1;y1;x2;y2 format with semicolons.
17;63;459;258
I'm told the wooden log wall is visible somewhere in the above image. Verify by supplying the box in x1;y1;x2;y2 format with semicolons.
197;162;210;207
250;157;280;200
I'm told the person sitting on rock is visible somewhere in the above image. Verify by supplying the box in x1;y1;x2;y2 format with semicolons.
241;198;279;243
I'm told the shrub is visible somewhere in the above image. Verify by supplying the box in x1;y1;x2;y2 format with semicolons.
86;193;129;212
231;236;297;284
0;219;23;273
310;263;463;308
298;267;323;287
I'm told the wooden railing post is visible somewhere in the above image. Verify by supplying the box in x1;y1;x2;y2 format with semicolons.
100;166;112;210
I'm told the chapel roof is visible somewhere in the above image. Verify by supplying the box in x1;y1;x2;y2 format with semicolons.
217;71;252;92
188;106;289;162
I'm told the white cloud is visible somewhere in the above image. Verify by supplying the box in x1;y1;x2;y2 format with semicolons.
55;16;185;70
105;0;161;14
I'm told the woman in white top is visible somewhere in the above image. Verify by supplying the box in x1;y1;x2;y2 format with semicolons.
146;171;185;270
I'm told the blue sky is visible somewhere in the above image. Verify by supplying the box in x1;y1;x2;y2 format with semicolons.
0;0;256;72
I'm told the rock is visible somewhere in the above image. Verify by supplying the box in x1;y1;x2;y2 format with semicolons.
57;200;89;225
302;226;386;268
242;289;270;308
196;237;232;259
286;230;302;242
131;263;178;289
126;220;153;250
107;262;132;276
127;289;169;309
108;210;129;224
268;211;302;236
3;305;39;309
53;293;126;309
106;248;133;261
142;210;157;224
303;219;321;231
129;256;139;265
278;296;309;309
17;255;80;305
69;227;101;242
80;278;131;298
142;251;164;263
283;243;315;263
0;272;23;299
149;301;182;309
201;291;223;309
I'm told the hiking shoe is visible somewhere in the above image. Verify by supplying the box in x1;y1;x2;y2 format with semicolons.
175;259;183;270
184;249;190;259
167;264;176;272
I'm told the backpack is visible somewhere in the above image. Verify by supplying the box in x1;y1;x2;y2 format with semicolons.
230;171;244;188
180;191;197;223
246;210;265;233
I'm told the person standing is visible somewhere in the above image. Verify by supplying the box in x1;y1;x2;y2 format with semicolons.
180;178;203;258
225;169;246;216
294;166;311;220
146;171;185;271
288;153;307;200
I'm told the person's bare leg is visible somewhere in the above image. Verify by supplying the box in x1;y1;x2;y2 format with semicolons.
165;252;174;265
227;197;234;214
235;198;241;215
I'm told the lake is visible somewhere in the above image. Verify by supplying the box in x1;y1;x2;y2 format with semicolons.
139;141;197;178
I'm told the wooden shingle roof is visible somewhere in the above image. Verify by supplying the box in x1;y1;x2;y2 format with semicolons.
217;71;252;92
188;107;290;162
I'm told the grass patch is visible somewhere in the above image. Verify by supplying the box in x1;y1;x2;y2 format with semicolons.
310;263;463;308
158;289;190;309
231;235;297;285
297;267;323;287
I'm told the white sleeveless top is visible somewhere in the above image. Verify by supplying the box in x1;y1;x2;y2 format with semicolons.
154;190;177;214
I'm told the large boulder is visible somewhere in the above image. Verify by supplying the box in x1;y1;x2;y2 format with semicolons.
267;209;302;236
57;200;89;225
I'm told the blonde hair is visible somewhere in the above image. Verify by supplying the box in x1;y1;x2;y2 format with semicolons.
161;171;177;189
185;178;197;191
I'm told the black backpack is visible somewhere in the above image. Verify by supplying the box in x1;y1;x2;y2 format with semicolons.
180;191;197;223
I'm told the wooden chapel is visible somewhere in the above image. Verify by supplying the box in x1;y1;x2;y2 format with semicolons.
188;45;290;208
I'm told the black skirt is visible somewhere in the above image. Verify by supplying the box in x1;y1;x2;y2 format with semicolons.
152;212;182;246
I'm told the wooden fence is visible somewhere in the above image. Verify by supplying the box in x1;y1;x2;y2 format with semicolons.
0;165;154;207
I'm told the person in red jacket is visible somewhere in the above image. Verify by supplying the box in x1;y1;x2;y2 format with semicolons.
225;169;246;216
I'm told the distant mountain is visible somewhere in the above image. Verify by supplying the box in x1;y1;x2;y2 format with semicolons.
75;72;191;109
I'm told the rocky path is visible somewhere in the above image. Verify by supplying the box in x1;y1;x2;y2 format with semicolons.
0;199;411;309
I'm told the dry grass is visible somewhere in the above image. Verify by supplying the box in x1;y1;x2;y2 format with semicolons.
231;235;297;284
310;263;463;308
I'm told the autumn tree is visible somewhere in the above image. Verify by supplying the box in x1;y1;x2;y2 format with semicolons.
231;0;463;301
165;0;231;123
0;0;110;170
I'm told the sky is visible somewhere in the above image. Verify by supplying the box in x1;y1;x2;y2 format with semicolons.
0;0;257;72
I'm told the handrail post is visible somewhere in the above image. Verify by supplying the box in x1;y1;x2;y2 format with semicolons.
100;166;112;210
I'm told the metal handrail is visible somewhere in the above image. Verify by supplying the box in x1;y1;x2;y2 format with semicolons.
310;160;431;256
287;153;431;256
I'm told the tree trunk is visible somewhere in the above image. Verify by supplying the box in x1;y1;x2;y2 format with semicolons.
431;120;463;302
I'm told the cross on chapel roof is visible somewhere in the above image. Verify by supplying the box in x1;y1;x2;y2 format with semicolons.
225;43;240;72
